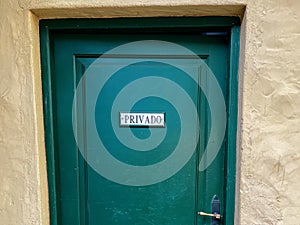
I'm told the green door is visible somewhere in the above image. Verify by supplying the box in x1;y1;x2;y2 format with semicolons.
42;18;238;225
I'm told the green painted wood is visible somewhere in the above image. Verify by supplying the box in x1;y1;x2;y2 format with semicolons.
40;17;240;225
40;17;240;30
40;25;60;225
52;33;227;225
224;25;240;225
75;59;89;225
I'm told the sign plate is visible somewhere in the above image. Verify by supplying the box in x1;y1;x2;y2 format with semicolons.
119;112;165;127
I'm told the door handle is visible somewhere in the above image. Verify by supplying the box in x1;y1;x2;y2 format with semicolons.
198;211;221;219
198;195;221;225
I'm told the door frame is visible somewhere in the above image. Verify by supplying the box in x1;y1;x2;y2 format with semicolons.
39;17;240;225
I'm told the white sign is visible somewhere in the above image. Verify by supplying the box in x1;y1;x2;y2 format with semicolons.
119;112;165;127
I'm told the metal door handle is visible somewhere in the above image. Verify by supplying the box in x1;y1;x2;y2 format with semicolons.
198;211;221;219
197;195;221;225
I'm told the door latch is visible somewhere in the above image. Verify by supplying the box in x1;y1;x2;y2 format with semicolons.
198;195;221;225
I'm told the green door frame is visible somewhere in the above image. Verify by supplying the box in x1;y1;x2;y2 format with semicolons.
40;16;240;225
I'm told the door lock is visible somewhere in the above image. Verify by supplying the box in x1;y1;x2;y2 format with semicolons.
198;195;221;225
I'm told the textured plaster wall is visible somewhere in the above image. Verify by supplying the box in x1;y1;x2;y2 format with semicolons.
0;0;299;224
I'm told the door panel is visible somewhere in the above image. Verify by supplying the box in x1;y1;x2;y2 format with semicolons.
84;59;199;225
51;33;228;225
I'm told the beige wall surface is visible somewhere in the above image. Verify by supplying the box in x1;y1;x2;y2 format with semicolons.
0;0;299;224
